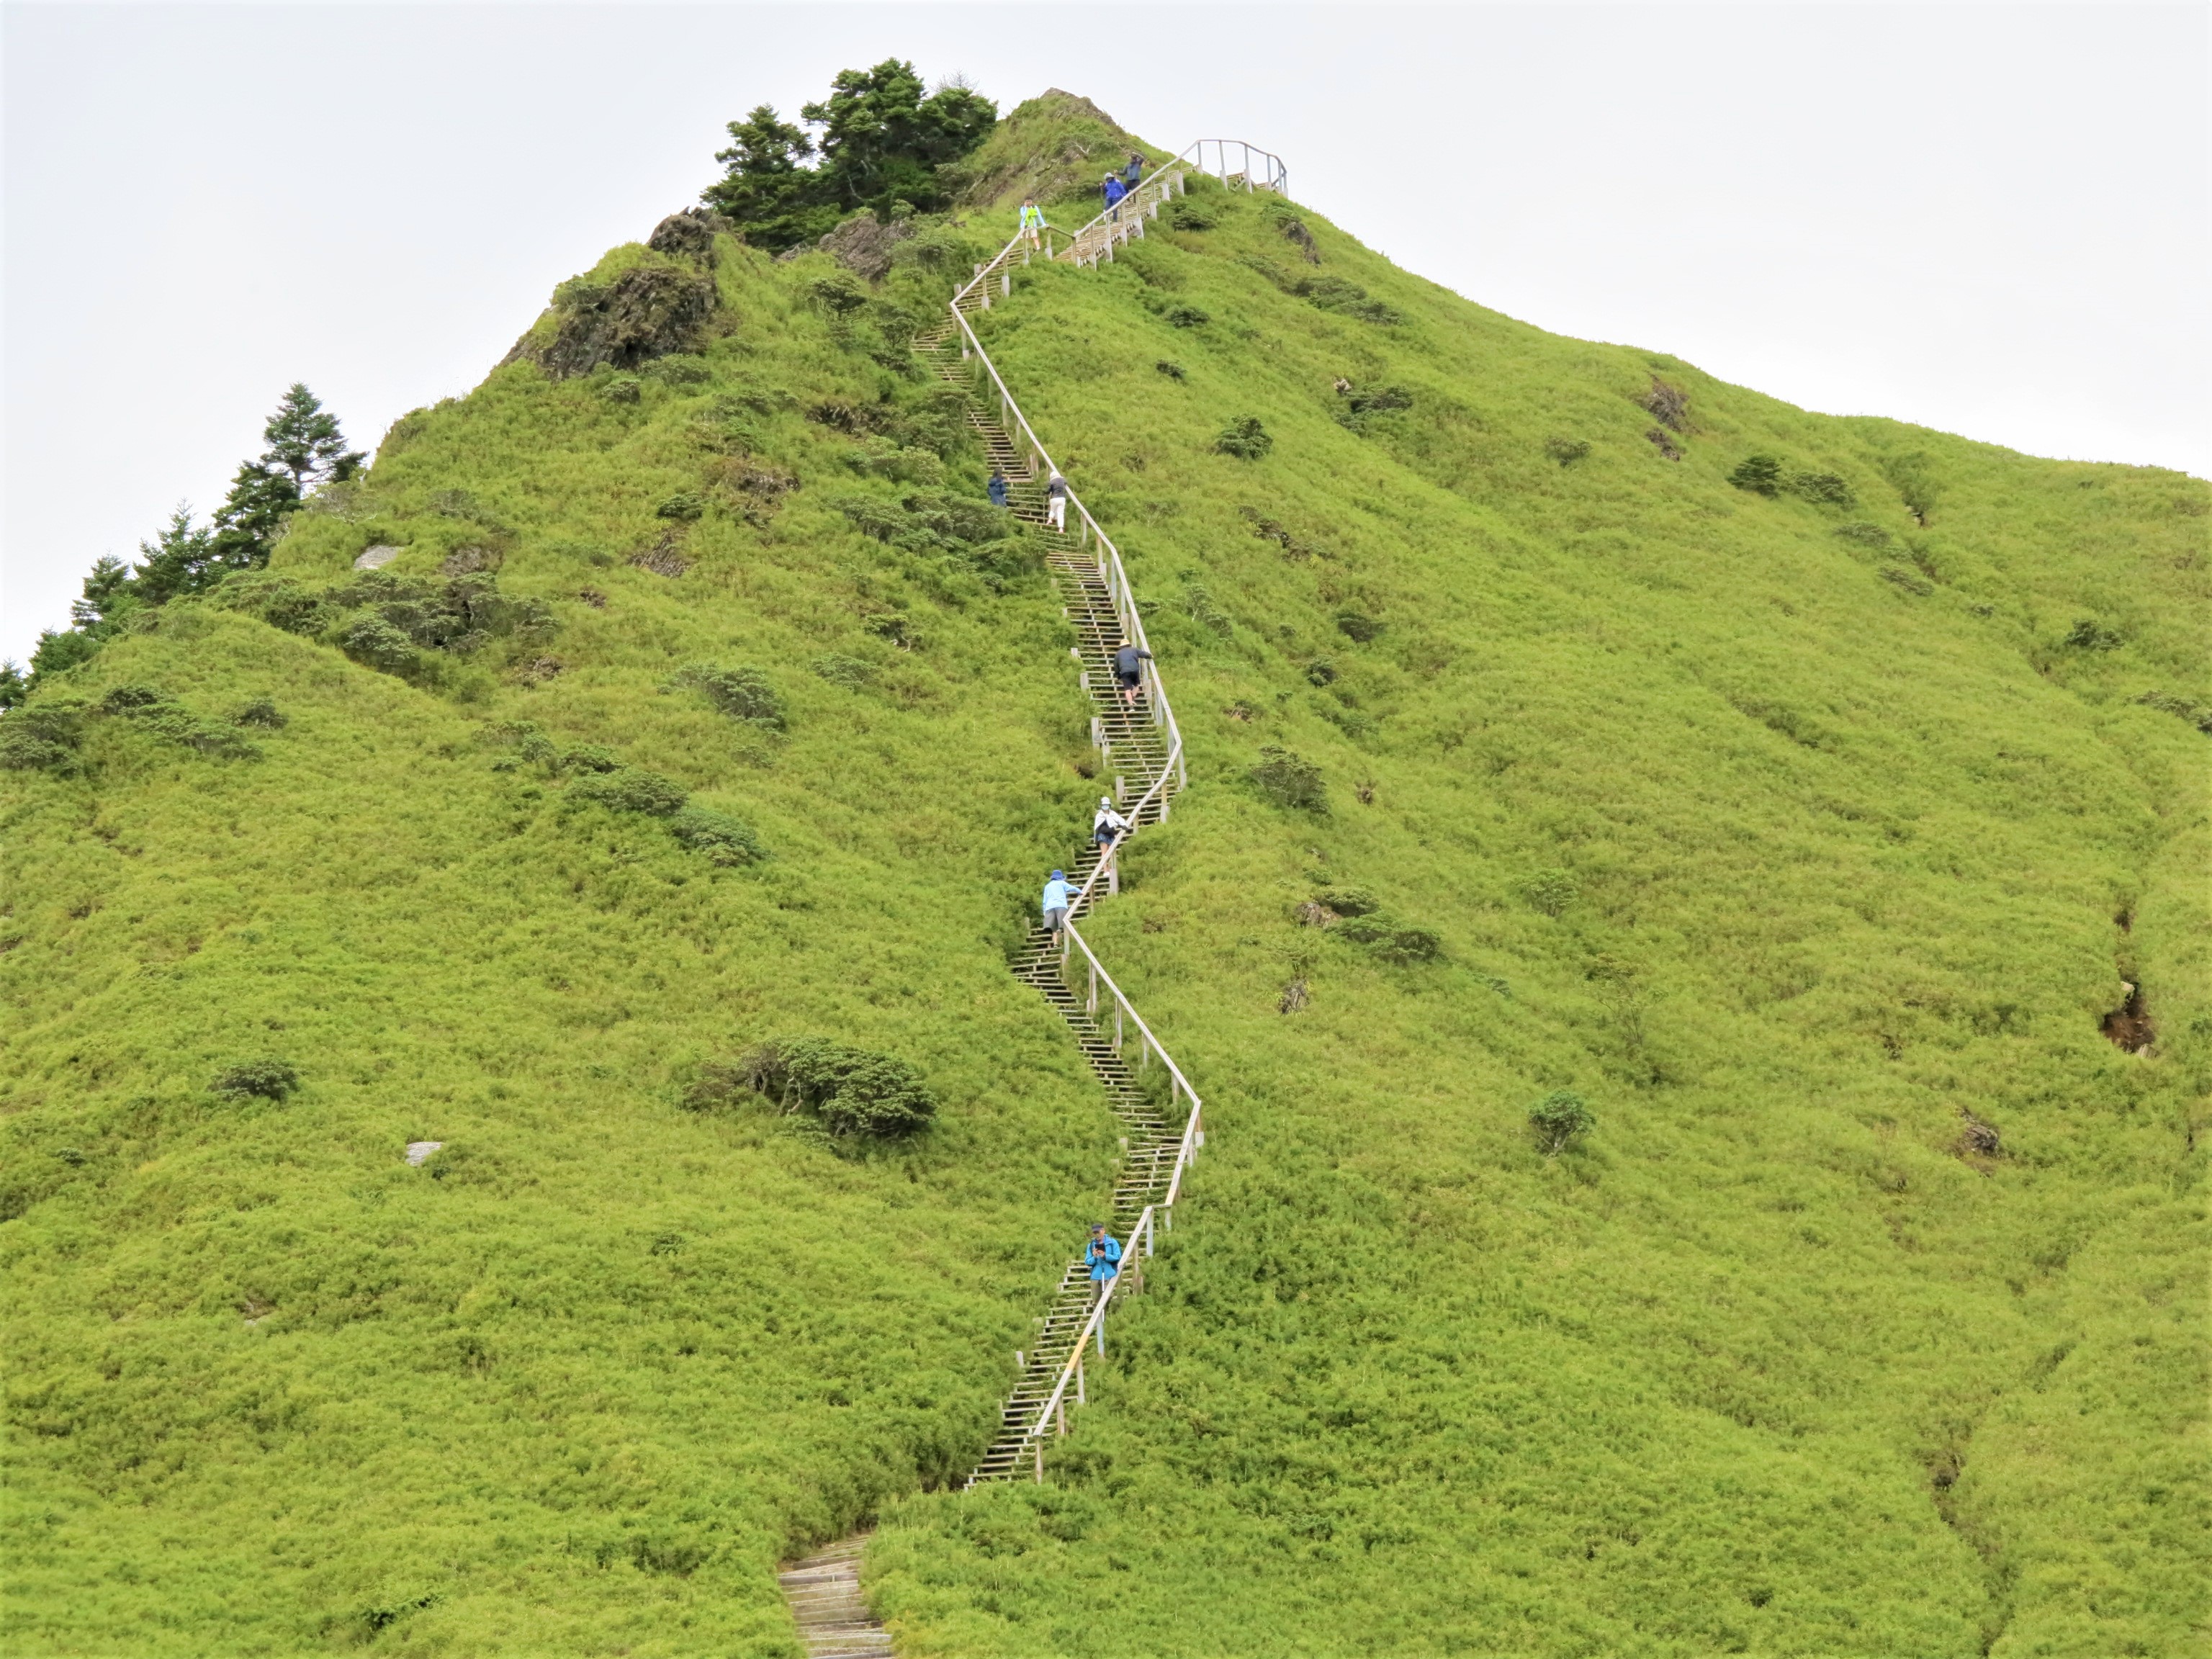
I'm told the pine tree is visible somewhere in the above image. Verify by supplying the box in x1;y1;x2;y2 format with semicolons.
131;504;221;604
207;460;301;571
703;63;996;251
704;105;822;248
258;383;365;495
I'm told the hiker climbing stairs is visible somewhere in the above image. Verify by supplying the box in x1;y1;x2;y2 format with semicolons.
776;134;1288;1653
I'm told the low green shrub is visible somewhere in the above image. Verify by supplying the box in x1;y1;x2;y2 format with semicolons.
1215;416;1272;460
556;745;621;774
232;698;287;729
1335;611;1384;643
2064;618;2125;651
670;664;786;729
1790;470;1857;508
344;616;419;675
1835;522;1892;547
1546;437;1591;466
1165;197;1221;232
670;804;766;866
0;704;85;772
1164;305;1210;329
212;1059;300;1101
810;654;876;688
1313;886;1378;917
1729;454;1784;497
572;768;689;817
656;492;706;522
1529;1089;1595;1154
1251;745;1326;811
1520;868;1580;916
1156;360;1186;381
734;1037;936;1137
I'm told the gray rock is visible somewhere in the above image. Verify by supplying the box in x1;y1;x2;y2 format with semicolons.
355;544;402;570
405;1141;443;1166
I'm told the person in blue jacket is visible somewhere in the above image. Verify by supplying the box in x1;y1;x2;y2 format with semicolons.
1042;868;1074;938
1085;1223;1123;1303
988;469;1010;509
1102;172;1127;222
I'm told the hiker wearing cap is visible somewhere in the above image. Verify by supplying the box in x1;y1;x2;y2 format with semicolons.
1085;1223;1123;1304
1046;472;1070;533
1092;796;1130;848
1123;153;1144;189
1112;639;1153;709
1018;197;1046;249
1042;868;1074;938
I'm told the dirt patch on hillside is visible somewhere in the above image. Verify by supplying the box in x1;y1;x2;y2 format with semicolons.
2101;982;2154;1052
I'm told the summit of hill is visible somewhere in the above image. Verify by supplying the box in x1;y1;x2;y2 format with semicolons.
2;80;2206;1659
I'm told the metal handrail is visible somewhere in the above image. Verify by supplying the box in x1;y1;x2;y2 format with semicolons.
1061;918;1202;1120
1180;139;1289;196
946;306;1183;768
1065;733;1180;921
939;152;1303;1480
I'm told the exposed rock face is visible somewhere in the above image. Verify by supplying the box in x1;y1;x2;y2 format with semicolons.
516;263;717;380
817;212;912;282
647;208;728;263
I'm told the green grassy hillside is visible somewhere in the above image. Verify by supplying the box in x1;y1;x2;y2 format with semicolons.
5;95;2207;1658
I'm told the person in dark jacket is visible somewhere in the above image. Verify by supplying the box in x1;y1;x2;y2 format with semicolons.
1124;153;1144;189
1113;639;1152;709
1046;472;1070;533
1085;1223;1123;1304
988;469;1010;508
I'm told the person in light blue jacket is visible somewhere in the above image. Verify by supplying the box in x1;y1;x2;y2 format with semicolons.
1042;868;1074;937
1085;1223;1123;1304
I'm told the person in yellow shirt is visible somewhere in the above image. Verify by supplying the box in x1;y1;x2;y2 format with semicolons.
1018;197;1046;249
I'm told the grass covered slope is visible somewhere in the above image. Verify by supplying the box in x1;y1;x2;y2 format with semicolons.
0;119;2203;1659
861;183;2210;1655
1;220;1133;1654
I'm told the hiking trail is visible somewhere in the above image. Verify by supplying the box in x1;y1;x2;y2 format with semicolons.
778;143;1286;1659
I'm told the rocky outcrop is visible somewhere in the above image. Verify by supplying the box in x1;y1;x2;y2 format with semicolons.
816;212;913;282
507;261;716;380
647;208;729;264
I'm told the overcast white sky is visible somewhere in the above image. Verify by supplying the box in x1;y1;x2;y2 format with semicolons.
4;3;2206;665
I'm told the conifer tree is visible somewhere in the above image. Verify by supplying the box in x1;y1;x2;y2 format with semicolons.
131;504;220;604
703;62;997;251
259;382;365;495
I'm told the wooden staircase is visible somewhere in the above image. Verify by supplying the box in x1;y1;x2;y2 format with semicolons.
911;318;1186;1485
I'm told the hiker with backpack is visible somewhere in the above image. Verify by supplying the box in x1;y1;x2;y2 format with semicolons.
1046;472;1070;533
1042;868;1074;938
1018;197;1046;249
1093;796;1130;849
1113;639;1153;709
1086;1223;1123;1305
988;469;1010;509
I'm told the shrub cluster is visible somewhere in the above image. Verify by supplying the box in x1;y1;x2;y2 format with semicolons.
1215;417;1273;460
1251;745;1327;811
0;684;264;773
691;1038;936;1137
1529;1089;1595;1154
833;489;1032;590
212;1058;300;1102
670;664;786;729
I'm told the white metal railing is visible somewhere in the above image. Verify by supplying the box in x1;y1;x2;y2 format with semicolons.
1054;164;1189;269
1009;919;1205;1477
935;150;1303;1483
945;305;1185;779
1182;139;1289;197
